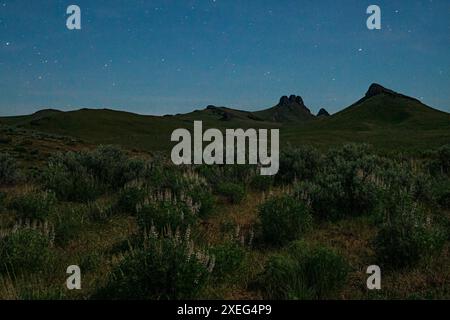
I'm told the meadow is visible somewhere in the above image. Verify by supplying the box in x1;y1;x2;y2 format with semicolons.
0;127;449;299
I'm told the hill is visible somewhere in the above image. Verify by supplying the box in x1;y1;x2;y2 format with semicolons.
282;84;450;151
0;83;449;152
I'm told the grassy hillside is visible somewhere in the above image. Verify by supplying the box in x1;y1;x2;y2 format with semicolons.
1;85;449;153
282;93;450;152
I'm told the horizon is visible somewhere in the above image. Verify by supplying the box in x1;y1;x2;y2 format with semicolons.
3;81;450;118
1;1;449;116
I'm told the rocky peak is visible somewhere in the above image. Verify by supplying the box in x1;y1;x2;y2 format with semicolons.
317;108;330;117
365;83;397;98
278;95;305;107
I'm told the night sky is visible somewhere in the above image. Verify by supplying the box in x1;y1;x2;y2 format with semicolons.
0;0;449;116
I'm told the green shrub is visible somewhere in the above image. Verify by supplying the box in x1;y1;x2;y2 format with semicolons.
187;185;215;218
210;242;246;280
117;185;146;214
79;252;103;273
260;241;349;299
278;145;322;183
374;195;446;269
431;144;450;175
323;144;379;217
87;199;117;222
0;229;52;274
11;191;56;221
42;146;146;202
378;161;434;205
145;166;215;218
432;179;450;209
0;153;20;185
250;175;273;191
42;158;101;202
95;230;214;299
54;206;86;246
81;145;145;190
217;182;245;204
136;194;199;233
258;195;312;247
291;144;380;220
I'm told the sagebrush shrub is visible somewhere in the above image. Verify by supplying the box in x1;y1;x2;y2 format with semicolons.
117;184;146;214
210;241;246;281
438;144;450;172
374;194;446;269
258;195;312;247
136;191;199;233
291;144;380;220
250;175;273;191
87;199;117;222
323;144;379;217
147;166;215;218
377;161;434;205
260;241;349;299
0;229;53;274
217;182;246;204
42;156;101;202
11;191;56;221
187;185;215;218
95;228;215;300
42;146;146;202
196;164;257;189
81;145;145;189
433;179;450;209
277;145;322;184
53;205;86;247
0;152;20;185
288;241;349;299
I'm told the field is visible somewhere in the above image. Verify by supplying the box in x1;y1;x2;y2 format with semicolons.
0;86;449;300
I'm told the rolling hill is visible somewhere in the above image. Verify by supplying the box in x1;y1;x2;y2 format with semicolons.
0;83;449;152
282;84;450;151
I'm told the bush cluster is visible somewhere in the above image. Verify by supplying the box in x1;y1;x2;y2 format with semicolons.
260;241;349;299
42;145;145;202
95;229;215;300
0;152;20;185
258;195;312;247
0;229;53;274
373;192;445;269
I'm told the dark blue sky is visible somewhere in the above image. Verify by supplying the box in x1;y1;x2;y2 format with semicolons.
0;0;449;116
